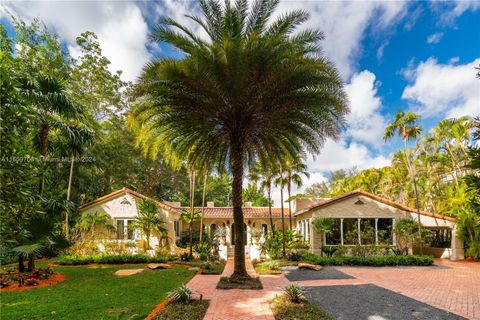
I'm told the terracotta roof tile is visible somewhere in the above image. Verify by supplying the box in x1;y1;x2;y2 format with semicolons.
181;207;291;219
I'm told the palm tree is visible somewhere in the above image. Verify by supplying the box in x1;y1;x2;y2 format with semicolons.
284;155;310;229
131;0;348;278
274;163;287;257
76;211;115;239
312;217;333;256
248;161;276;236
19;75;83;195
384;111;423;252
180;208;201;257
129;199;167;250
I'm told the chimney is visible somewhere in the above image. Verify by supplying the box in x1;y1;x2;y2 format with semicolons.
245;201;252;208
207;201;215;208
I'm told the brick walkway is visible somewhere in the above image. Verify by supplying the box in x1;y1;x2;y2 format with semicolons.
291;259;480;320
187;258;289;320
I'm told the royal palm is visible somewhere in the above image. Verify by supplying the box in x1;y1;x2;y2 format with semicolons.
132;0;348;279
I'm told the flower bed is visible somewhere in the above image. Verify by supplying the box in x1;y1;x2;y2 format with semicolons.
300;253;434;266
0;267;65;291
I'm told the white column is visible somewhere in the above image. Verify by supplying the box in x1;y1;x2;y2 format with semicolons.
226;224;231;246
392;218;396;246
246;225;251;246
451;227;465;261
340;218;344;246
375;218;378;245
357;218;361;245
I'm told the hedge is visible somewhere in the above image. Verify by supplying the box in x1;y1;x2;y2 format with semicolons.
56;254;174;265
300;253;434;266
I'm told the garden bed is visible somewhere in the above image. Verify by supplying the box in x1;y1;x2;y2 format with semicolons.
253;259;298;275
153;300;209;320
216;276;263;289
300;253;434;266
271;295;332;320
55;254;173;265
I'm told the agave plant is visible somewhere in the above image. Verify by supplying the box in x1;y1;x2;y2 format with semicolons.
167;285;193;304
282;284;305;303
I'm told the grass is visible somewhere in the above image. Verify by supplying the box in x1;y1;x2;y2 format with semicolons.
154;300;209;320
271;295;332;320
0;263;196;319
254;259;298;275
216;276;263;289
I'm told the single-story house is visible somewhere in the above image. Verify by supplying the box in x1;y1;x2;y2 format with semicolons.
78;187;464;260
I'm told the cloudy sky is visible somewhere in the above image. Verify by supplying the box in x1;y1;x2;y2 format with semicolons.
1;0;479;205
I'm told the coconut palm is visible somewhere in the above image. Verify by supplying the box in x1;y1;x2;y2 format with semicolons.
19;75;83;195
129;199;167;250
384;111;423;251
131;0;348;278
248;161;277;235
284;155;310;229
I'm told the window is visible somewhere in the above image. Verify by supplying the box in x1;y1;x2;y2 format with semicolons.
326;219;342;245
343;218;359;245
377;219;393;244
174;220;180;237
116;220;124;240
360;219;376;245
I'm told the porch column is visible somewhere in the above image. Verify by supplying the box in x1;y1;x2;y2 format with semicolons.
246;224;251;246
226;224;231;246
451;226;465;261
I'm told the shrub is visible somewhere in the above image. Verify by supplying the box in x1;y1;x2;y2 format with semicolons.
282;284;305;303
260;234;282;259
395;219;420;255
286;249;305;261
56;254;173;265
194;242;213;261
321;246;338;257
466;240;480;261
168;285;193;303
265;260;280;271
300;252;433;266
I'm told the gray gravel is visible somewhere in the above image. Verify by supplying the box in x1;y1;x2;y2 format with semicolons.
305;284;466;320
284;267;355;281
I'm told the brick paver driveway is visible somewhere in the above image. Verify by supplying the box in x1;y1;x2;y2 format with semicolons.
292;259;480;320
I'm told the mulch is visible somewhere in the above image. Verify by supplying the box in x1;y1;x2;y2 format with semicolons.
0;272;66;292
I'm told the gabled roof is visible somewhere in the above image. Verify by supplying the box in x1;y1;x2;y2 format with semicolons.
180;207;291;219
78;188;179;212
295;189;456;222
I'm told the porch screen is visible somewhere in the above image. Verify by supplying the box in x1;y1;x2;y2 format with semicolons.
377;218;393;244
325;219;341;245
343;218;359;245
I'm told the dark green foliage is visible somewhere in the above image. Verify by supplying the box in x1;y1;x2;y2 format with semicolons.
154;300;209;320
55;254;174;265
300;252;434;266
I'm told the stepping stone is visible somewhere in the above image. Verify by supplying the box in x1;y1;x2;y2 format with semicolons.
298;263;322;271
147;263;171;270
188;267;200;271
114;269;144;276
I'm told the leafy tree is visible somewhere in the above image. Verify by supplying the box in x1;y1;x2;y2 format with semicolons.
284;155;309;229
130;199;167;249
394;219;419;255
243;183;270;206
131;0;348;278
180;209;201;257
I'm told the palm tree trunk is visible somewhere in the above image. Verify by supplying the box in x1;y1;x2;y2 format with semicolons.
267;184;274;238
27;256;35;271
404;137;422;254
280;167;286;258
189;170;195;257
18;256;25;273
230;141;248;279
288;175;292;230
199;172;207;242
39;123;49;195
65;156;74;237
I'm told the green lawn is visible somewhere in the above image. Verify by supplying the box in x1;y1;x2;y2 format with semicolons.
0;264;196;320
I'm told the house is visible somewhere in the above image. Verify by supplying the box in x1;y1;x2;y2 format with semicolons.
78;187;464;260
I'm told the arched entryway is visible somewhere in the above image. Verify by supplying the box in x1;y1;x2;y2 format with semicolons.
231;223;247;245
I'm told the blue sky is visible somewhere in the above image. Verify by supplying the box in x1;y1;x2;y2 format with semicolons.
1;0;479;203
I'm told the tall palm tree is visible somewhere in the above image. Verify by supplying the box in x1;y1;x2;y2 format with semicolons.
384;111;423;251
274;163;287;257
20;75;83;195
131;0;348;278
284;155;310;229
248;161;277;235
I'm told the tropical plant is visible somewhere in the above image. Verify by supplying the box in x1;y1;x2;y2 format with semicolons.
312;217;334;255
284;155;310;229
129;199;167;250
167;285;193;304
76;211;115;238
180;209;201;257
130;0;348;278
394;218;419;255
282;284;305;303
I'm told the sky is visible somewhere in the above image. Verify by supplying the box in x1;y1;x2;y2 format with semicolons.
1;0;479;206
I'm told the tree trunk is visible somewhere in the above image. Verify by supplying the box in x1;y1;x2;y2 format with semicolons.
18;256;25;273
39;123;49;195
230;141;248;279
27;256;35;271
288;175;292;230
199;172;207;242
189;171;195;258
65;156;74;237
404;137;422;254
267;185;274;238
280;168;286;258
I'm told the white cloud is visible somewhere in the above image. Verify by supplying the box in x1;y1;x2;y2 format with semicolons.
402;58;480;118
426;32;443;44
274;1;408;79
344;70;387;147
431;0;480;24
3;2;150;81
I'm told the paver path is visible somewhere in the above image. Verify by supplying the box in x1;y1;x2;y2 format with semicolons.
187;258;289;320
291;259;480;320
